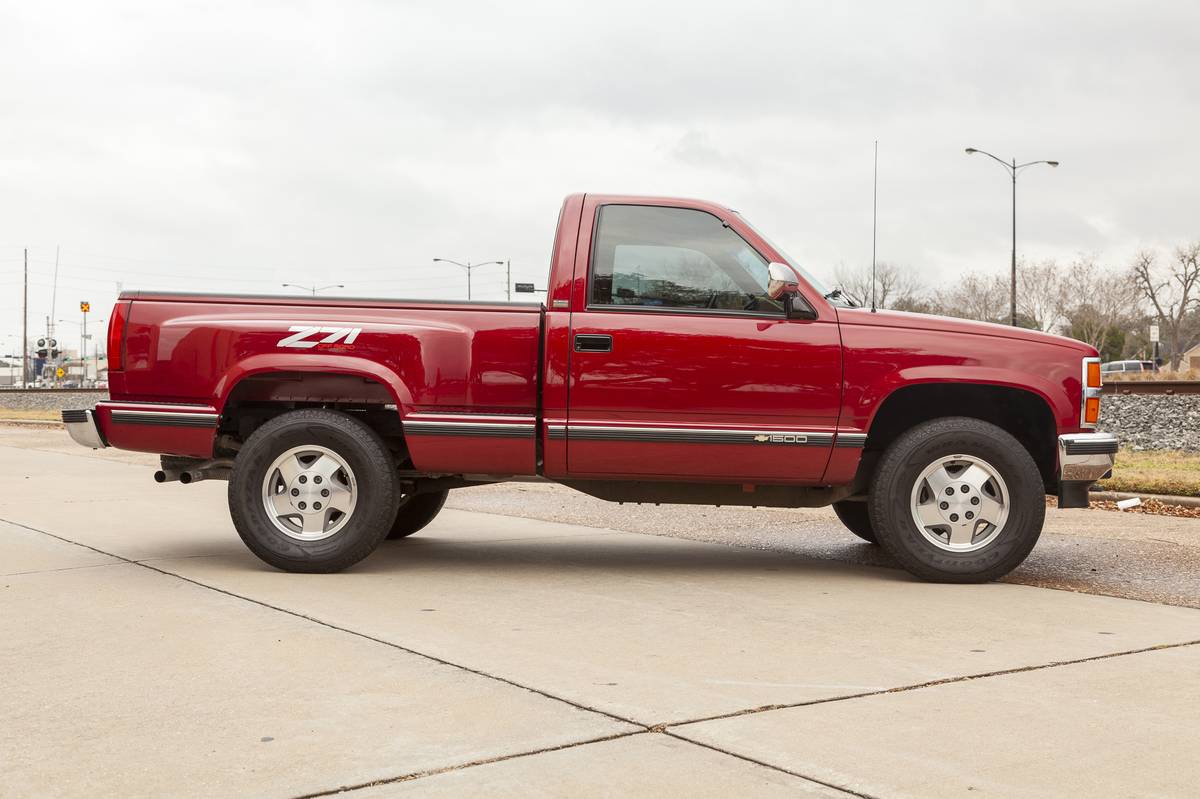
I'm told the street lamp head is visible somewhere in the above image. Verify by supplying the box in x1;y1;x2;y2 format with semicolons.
965;147;978;154
1047;160;1060;167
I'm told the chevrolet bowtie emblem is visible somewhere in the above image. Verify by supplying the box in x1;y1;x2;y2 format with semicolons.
753;434;770;442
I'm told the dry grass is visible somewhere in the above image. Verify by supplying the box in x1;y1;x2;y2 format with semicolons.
1106;368;1199;381
1099;449;1200;497
0;407;60;422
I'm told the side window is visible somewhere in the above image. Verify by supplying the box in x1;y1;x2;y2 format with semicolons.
589;205;782;313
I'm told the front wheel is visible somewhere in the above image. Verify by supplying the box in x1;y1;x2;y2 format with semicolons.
228;409;401;573
868;417;1045;583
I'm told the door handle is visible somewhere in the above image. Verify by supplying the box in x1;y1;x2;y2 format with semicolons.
574;334;613;353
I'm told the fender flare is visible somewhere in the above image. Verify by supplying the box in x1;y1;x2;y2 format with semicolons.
213;353;415;417
858;366;1068;437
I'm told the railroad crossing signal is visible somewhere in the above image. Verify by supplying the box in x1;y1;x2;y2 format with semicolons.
80;301;91;313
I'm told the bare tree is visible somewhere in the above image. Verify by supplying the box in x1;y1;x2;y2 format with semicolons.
1016;258;1068;333
1131;245;1200;368
932;272;1009;324
1059;257;1138;355
833;261;926;310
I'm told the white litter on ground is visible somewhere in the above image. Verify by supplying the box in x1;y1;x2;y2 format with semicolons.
1116;497;1143;510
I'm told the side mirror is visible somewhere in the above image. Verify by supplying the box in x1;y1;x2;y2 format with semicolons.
766;262;817;320
766;262;800;300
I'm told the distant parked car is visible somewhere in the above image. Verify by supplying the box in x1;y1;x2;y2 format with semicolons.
1100;360;1158;375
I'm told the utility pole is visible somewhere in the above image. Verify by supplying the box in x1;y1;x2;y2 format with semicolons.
505;260;511;302
50;245;59;339
22;249;28;386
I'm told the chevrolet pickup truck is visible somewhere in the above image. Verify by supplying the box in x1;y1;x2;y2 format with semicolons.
63;193;1118;582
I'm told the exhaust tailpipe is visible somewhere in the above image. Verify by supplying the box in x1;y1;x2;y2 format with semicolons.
179;460;234;484
155;458;233;485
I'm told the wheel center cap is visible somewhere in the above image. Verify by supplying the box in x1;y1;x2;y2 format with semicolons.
288;476;326;512
939;482;978;523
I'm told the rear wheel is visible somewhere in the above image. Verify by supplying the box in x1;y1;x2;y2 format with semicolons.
868;416;1044;583
228;409;400;573
832;500;877;544
386;490;449;539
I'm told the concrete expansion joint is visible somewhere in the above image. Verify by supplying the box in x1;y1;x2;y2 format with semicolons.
288;730;650;799
662;731;878;799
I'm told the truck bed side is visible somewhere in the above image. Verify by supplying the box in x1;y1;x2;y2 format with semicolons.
103;292;543;474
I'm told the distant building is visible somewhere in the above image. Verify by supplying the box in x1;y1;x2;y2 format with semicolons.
1183;344;1200;371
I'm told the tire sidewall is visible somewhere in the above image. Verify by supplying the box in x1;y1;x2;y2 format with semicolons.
230;411;398;570
871;419;1044;581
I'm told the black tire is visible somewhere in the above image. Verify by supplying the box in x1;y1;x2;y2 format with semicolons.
832;500;878;544
228;409;400;573
868;416;1045;584
386;490;449;539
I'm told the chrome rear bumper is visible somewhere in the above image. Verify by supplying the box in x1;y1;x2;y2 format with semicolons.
62;409;107;449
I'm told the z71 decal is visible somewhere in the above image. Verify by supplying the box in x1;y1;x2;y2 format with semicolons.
276;325;363;349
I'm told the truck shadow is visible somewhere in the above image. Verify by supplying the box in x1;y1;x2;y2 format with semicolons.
348;532;906;580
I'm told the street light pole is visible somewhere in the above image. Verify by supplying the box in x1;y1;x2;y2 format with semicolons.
433;259;505;301
281;283;344;296
964;148;1059;327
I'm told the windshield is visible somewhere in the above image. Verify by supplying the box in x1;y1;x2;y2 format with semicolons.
735;213;856;307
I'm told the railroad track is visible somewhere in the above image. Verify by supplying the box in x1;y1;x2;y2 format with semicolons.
0;388;107;394
1103;381;1200;395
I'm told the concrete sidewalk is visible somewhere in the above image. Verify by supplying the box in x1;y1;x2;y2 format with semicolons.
1;438;1198;797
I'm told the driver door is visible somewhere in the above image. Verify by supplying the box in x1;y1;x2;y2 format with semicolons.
565;202;842;482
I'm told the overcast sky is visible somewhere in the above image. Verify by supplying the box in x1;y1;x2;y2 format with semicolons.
3;0;1198;352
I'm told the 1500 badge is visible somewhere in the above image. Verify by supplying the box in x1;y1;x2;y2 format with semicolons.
276;325;363;349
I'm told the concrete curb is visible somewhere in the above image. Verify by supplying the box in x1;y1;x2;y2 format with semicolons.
1090;490;1200;509
0;419;63;427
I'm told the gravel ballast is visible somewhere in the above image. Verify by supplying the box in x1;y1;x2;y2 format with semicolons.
0;390;107;413
1098;394;1200;451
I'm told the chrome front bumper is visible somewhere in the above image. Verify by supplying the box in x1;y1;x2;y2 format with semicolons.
1057;432;1118;508
62;409;107;449
1058;432;1119;482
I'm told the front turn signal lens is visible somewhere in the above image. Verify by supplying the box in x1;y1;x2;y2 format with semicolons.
1084;397;1100;425
1086;361;1102;388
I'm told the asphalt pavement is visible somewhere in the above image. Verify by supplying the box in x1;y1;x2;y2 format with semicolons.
2;426;1198;797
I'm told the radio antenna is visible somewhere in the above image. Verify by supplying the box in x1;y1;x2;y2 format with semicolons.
871;140;878;313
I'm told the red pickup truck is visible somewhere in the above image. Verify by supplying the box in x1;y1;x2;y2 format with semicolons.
64;193;1117;582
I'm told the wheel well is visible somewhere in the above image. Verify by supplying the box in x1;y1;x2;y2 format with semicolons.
858;384;1057;493
217;371;408;462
